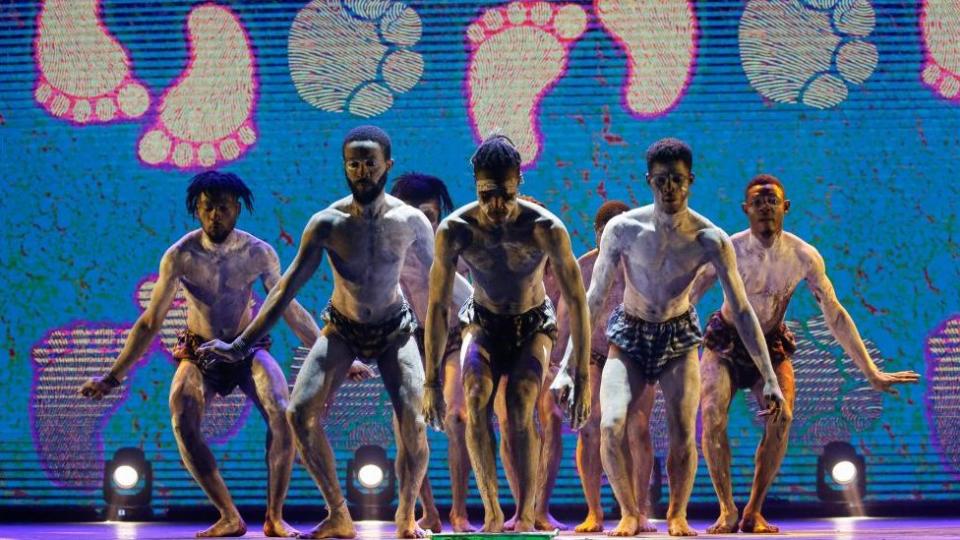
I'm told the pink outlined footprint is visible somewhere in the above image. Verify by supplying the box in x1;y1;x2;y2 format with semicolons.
466;1;587;168
138;3;257;169
30;276;251;488
594;0;697;118
33;0;150;124
921;0;960;100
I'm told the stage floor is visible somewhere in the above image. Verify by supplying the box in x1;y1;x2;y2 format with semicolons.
0;518;959;539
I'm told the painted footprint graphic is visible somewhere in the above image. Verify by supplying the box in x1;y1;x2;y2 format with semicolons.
745;316;885;447
138;3;257;169
739;0;878;109
33;0;150;123
594;0;697;118
31;276;251;488
289;0;424;118
925;315;960;479
921;0;960;100
466;1;587;168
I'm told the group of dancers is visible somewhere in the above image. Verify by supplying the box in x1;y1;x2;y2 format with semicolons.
79;126;919;538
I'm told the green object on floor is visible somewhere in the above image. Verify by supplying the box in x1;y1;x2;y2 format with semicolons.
431;533;558;539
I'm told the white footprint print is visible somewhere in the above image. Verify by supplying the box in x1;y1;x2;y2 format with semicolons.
739;0;878;109
466;1;587;168
137;3;258;169
289;0;424;118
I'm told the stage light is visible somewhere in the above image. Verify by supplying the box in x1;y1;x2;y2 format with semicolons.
112;465;140;489
831;460;858;485
103;447;153;521
346;445;395;520
357;463;385;489
817;441;866;503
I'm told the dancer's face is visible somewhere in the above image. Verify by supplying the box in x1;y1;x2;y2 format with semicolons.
475;167;520;225
647;160;693;214
344;141;393;205
196;192;239;244
743;182;790;239
416;199;442;231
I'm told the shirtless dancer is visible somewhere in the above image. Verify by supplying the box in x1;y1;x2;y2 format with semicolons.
554;138;785;537
496;194;567;532
80;171;316;538
553;200;658;534
202;126;459;539
423;134;591;533
692;174;921;534
391;172;477;533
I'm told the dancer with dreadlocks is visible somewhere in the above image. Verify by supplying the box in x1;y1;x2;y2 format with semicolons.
423;134;590;533
201;126;446;539
390;173;477;533
80;171;318;538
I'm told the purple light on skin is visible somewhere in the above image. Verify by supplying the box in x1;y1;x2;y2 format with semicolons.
924;314;960;480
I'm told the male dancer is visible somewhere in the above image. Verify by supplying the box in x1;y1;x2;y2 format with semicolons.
552;200;656;534
391;172;477;533
80;171;316;538
423;134;591;533
554;138;784;537
496;194;566;532
691;174;920;534
202;126;445;539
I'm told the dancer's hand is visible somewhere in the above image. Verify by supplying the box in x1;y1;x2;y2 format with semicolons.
197;339;244;363
571;371;590;430
867;369;920;395
551;370;589;429
422;384;446;431
347;361;376;382
757;379;785;421
78;374;119;400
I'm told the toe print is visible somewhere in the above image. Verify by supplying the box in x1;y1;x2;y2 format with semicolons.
739;0;878;109
33;0;149;124
466;1;587;168
137;3;258;169
289;0;424;118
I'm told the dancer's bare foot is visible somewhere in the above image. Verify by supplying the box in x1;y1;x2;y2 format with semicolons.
298;508;356;539
396;517;427;539
706;511;739;534
535;512;569;531
739;512;779;533
608;515;640;537
264;516;299;537
196;515;246;537
416;511;442;533
513;519;536;533
667;516;698;536
575;512;604;533
449;514;477;533
481;509;505;533
637;514;658;533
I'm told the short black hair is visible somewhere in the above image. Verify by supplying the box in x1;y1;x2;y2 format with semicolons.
343;125;392;160
471;133;522;174
645;137;693;171
186;170;253;216
595;200;630;229
744;173;786;201
390;172;455;217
